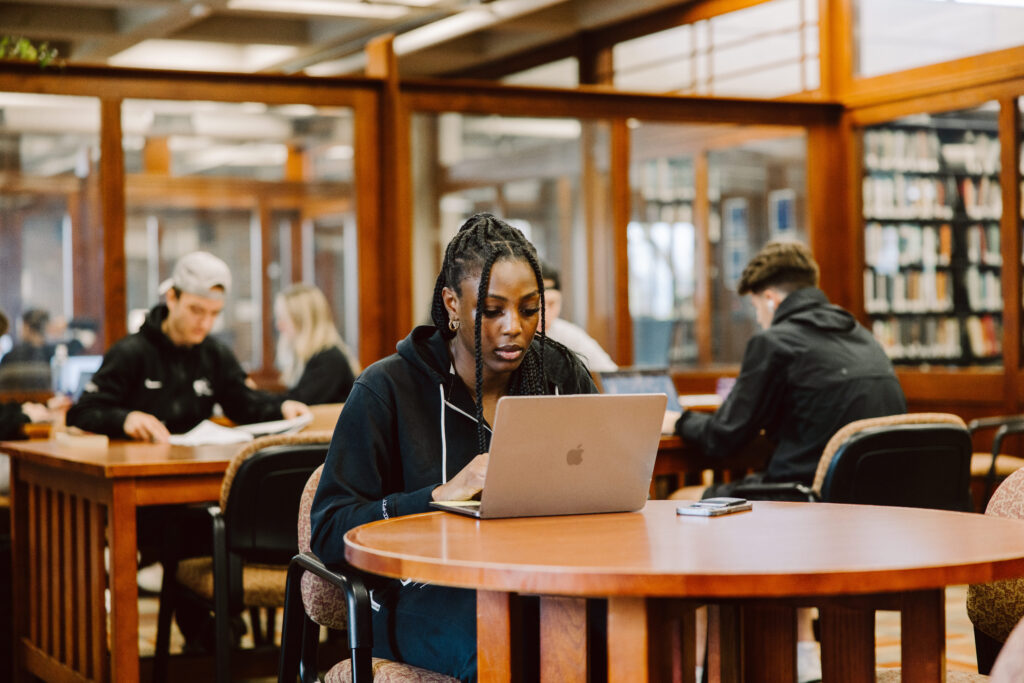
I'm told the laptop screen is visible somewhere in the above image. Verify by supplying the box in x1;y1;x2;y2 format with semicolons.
57;355;103;399
597;369;682;412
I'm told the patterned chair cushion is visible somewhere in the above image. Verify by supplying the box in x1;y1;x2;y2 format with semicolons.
968;469;1024;642
325;657;459;683
175;557;287;608
812;413;967;495
297;465;349;629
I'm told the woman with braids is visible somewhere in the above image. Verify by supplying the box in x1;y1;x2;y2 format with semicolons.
310;213;596;680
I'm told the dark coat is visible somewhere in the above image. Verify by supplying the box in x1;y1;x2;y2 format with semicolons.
66;304;284;438
284;346;356;405
677;287;906;484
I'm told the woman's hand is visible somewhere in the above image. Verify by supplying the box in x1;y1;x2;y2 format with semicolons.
431;452;489;502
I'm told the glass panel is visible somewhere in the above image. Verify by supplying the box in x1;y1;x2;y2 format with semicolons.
629;122;808;367
410;112;611;339
122;99;356;371
709;132;808;364
862;103;1002;367
856;0;1024;78
0;93;101;393
628;124;698;366
613;0;819;97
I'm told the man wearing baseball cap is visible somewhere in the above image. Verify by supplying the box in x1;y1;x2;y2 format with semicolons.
67;250;309;441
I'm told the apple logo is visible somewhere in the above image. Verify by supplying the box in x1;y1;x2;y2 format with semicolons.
566;443;584;465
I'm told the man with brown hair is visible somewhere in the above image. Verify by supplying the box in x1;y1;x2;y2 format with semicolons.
667;239;906;497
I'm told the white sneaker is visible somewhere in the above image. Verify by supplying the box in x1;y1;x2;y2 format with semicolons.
797;641;821;683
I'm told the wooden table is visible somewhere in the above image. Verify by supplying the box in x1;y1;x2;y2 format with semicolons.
1;439;238;683
345;500;1024;683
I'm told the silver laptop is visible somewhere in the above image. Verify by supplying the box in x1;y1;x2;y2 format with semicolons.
430;393;666;519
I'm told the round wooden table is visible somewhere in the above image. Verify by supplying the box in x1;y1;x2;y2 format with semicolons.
345;500;1024;683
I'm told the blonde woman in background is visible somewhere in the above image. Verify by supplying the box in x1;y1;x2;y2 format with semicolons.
275;283;358;404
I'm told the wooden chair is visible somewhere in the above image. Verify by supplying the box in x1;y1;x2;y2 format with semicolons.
278;466;457;683
729;413;973;511
967;416;1024;511
154;431;333;683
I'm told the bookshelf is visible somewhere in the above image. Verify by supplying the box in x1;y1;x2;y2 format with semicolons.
862;106;1002;366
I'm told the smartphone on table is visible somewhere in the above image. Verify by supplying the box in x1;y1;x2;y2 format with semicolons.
676;496;752;517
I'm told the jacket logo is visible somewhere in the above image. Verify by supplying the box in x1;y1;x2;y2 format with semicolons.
193;379;213;397
144;379;162;389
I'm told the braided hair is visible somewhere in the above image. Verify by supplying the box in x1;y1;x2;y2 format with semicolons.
430;212;576;455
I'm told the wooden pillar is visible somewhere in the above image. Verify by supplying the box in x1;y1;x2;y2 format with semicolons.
999;98;1021;411
694;152;713;365
100;99;126;348
366;34;413;362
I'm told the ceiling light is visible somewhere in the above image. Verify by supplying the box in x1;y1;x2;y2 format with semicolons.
227;0;410;19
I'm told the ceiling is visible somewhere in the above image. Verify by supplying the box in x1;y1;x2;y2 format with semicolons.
2;0;692;79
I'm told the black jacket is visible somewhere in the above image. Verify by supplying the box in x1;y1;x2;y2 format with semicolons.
0;402;28;440
310;326;596;568
677;287;906;484
66;304;285;438
284;346;356;405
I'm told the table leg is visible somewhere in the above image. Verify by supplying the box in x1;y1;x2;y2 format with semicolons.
708;604;741;683
108;480;140;683
819;604;875;682
10;459;28;683
741;603;796;683
607;596;648;683
477;590;512;682
541;596;588;682
901;589;946;683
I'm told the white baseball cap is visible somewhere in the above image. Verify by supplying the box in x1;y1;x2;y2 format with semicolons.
159;251;232;300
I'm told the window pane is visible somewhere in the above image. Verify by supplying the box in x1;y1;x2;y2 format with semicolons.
629;122;807;367
411;112;610;340
856;0;1024;78
501;58;579;88
0;93;101;393
862;103;1001;367
123;99;356;371
613;0;818;97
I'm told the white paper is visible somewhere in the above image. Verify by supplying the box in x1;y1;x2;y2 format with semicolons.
233;412;313;437
169;420;254;446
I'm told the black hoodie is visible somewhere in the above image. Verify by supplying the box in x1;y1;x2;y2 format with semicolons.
677;287;906;484
310;326;596;568
66;304;285;438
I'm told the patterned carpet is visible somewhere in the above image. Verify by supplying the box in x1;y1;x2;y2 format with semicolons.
137;584;981;679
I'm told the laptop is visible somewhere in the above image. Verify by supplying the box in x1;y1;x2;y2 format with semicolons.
597;368;684;412
430;393;666;519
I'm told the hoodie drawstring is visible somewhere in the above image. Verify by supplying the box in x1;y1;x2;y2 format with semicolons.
438;383;448;484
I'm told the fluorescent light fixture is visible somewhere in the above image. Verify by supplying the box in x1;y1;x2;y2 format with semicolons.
394;0;568;55
110;40;299;73
227;0;409;19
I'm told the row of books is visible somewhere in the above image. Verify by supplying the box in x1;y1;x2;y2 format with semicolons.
864;270;953;314
864;265;1002;315
864;222;1000;271
864;127;1000;176
871;314;1001;362
862;175;956;221
960;176;1002;221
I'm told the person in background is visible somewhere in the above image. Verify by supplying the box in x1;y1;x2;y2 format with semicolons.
0;308;55;366
64;317;99;356
666;240;906;683
540;264;618;372
310;213;597;681
274;283;358;404
67;250;309;441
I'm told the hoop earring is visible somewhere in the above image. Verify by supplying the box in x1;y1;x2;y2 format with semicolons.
448;319;460;331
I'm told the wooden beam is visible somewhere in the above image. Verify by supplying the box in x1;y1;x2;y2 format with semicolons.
100;98;126;348
999;98;1021;412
